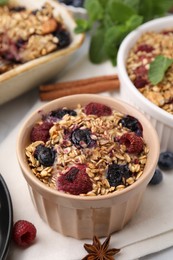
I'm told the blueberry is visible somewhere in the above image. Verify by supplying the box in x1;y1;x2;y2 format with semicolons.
149;169;163;185
158;151;173;170
58;0;73;5
53;29;71;48
118;115;143;137
50;108;77;119
16;38;27;48
10;6;26;12
72;0;84;7
34;144;56;167
106;163;131;187
70;128;96;148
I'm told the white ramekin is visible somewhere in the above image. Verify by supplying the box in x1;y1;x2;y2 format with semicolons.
117;16;173;152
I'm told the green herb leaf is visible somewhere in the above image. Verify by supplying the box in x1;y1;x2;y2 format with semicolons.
75;19;91;33
75;0;173;65
0;0;8;5
148;55;173;85
84;0;104;22
107;0;136;23
89;28;108;64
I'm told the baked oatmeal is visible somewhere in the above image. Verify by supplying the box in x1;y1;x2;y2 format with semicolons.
126;29;173;115
25;102;149;196
0;2;71;74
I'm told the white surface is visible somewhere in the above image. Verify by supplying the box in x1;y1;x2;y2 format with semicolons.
0;36;173;260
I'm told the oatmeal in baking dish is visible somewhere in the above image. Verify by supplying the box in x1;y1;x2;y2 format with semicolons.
0;2;71;74
25;102;149;196
126;29;173;115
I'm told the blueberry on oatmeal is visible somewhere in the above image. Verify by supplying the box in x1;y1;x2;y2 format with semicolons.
106;163;131;187
49;108;77;120
70;128;96;148
53;28;71;48
118;115;143;136
34;144;56;167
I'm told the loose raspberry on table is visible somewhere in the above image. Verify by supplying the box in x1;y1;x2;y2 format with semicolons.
13;220;37;247
30;121;53;142
119;132;144;154
57;165;92;195
84;102;112;116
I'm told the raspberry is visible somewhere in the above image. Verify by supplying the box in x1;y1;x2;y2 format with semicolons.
84;102;112;116
136;44;154;53
119;132;144;154
134;65;147;77
30;121;53;142
57;165;92;195
133;76;148;88
13;220;37;247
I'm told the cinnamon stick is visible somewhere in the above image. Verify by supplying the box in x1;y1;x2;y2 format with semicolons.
40;75;118;92
39;74;120;101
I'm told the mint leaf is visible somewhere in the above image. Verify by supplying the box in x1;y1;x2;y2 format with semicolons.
148;55;173;85
75;19;90;33
107;0;136;23
84;0;104;22
89;28;107;64
0;0;8;5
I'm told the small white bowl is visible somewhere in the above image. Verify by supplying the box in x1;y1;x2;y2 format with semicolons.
0;0;84;105
117;16;173;152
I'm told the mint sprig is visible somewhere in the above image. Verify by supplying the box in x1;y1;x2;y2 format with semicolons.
148;55;173;85
75;0;173;65
0;0;9;5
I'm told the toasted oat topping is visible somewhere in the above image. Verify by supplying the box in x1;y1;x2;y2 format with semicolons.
126;30;173;115
25;103;149;196
0;2;71;74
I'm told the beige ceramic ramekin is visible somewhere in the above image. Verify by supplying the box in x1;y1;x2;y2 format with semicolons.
117;16;173;152
16;94;160;239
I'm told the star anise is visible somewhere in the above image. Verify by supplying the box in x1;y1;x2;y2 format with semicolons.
82;235;120;260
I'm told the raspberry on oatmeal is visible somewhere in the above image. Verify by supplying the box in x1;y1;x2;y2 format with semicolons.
25;102;149;196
